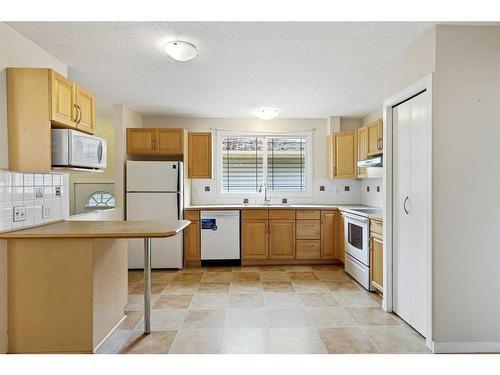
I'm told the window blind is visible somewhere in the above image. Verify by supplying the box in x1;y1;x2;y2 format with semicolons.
267;137;306;191
222;137;263;192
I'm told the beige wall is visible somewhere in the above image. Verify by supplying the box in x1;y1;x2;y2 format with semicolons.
0;22;68;354
432;25;500;346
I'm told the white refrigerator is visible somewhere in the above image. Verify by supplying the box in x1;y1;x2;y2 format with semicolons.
126;160;184;269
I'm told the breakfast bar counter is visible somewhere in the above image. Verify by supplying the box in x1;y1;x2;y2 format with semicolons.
0;220;190;354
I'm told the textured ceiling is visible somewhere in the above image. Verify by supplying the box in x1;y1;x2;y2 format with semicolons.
8;22;434;118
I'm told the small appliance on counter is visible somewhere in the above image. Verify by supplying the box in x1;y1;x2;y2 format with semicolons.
201;210;240;266
51;129;107;170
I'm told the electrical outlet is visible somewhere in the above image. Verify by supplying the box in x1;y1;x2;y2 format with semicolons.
55;186;62;197
204;186;210;192
377;186;381;192
42;206;52;219
35;187;43;199
13;206;26;222
366;186;370;192
319;186;325;191
243;198;249;204
344;186;350;192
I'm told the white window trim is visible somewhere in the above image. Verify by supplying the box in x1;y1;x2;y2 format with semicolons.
215;130;314;199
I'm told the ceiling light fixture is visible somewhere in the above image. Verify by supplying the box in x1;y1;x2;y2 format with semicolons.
255;107;280;120
165;41;198;62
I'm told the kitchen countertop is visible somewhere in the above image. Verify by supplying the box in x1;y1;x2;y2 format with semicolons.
0;220;191;239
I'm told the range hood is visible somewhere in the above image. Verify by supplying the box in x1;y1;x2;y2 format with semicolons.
357;155;383;168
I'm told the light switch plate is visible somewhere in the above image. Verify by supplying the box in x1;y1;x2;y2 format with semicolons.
42;206;52;219
13;206;26;222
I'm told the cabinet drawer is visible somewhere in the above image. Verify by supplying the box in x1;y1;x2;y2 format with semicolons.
184;210;200;221
296;240;321;259
241;210;268;220
268;210;295;220
370;219;383;236
296;220;321;239
296;210;320;220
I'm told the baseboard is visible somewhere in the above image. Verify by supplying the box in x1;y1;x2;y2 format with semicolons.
433;341;500;353
93;315;127;354
0;332;7;354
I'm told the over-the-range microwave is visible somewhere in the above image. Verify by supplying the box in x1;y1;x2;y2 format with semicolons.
51;129;107;170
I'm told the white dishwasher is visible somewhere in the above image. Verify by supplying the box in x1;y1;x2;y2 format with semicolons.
200;211;240;266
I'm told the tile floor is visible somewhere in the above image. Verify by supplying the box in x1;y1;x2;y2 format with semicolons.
97;264;430;354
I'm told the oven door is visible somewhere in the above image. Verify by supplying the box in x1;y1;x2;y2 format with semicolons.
69;130;107;169
343;213;369;266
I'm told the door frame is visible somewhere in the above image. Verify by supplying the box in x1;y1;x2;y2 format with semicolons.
382;73;433;350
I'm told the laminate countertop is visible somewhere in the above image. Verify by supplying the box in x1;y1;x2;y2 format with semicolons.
185;204;369;211
0;220;191;239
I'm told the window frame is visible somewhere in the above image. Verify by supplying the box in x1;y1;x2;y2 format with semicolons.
215;130;313;198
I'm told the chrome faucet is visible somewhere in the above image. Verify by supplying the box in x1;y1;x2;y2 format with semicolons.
259;182;271;205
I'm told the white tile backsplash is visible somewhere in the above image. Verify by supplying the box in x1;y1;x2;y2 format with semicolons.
360;178;383;208
0;169;65;232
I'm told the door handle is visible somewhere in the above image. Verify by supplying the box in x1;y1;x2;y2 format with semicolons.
73;104;79;122
403;196;409;214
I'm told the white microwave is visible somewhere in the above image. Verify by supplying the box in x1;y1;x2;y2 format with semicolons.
51;129;107;170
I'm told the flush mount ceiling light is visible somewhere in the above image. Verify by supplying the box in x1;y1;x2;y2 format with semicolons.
255;107;280;120
164;41;198;62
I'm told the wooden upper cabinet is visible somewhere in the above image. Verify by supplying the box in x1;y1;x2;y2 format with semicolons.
127;128;155;154
241;220;268;260
357;126;368;178
320;211;336;259
49;70;76;128
75;85;95;134
269;220;295;260
188;132;212;179
328;130;357;179
156;129;184;154
367;119;383;156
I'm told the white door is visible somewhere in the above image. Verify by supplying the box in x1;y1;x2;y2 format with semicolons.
126;192;182;269
126;161;179;192
392;90;428;335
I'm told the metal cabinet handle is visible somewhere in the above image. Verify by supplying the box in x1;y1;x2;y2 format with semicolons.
377;138;383;150
76;105;82;124
73;104;78;122
403;196;409;214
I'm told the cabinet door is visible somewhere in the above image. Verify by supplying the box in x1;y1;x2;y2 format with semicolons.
188;132;212;178
184;221;200;261
320;211;336;259
156;129;184;154
336;212;345;263
367;119;383;156
241;220;268;259
49;70;76;128
334;131;357;178
370;235;383;292
75;85;95;134
269;220;296;259
296;240;320;259
127;128;155;154
357;126;368;178
296;220;321;240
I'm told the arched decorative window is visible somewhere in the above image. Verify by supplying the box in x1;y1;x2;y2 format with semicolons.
85;191;116;209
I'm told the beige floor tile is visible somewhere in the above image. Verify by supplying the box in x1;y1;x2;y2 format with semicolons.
259;271;290;282
268;328;326;354
262;282;295;293
151;271;176;283
128;271;144;282
232;272;261;282
117;311;143;330
299;293;339;308
346;307;401;326
173;273;203;282
128;282;139;293
269;308;312;328
125;294;159;312
153;295;193;309
234;266;261;272
225;308;270;328
284;265;313;271
206;266;233;272
307;307;357;328
288;272;319;281
162;282;199;295
314;271;351;281
96;330;132;354
229;293;265;308
361;326;430;353
334;292;380;307
201;272;233;283
264;293;302;309
169;329;223;354
310;264;343;271
136;309;187;331
130;282;168;295
119;331;176;354
292;281;329;293
180;267;207;273
259;265;286;271
318;327;378;354
182;309;226;329
222;328;269;354
324;280;362;292
229;281;263;294
197;282;230;294
190;293;229;309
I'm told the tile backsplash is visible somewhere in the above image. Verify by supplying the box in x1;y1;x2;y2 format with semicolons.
0;170;65;232
360;178;383;208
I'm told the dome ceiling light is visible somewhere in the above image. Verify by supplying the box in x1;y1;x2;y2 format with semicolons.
255;107;280;120
165;41;198;62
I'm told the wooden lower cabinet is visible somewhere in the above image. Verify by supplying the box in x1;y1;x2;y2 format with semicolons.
269;220;295;260
320;211;336;259
183;220;200;261
336;212;345;263
296;240;320;259
241;219;269;260
370;234;383;292
296;220;321;239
